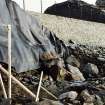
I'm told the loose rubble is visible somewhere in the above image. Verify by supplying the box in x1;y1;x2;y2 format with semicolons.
0;43;105;105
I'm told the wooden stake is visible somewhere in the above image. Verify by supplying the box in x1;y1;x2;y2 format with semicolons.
0;65;57;100
0;73;7;99
7;25;12;99
23;0;26;10
0;65;36;99
41;86;58;100
36;71;43;102
40;0;42;13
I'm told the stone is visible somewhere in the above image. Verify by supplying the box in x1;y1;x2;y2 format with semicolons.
66;55;80;68
23;78;30;83
94;95;104;105
97;57;105;62
83;63;99;77
39;99;63;105
80;90;94;103
57;68;67;81
59;91;78;100
0;99;10;105
83;103;94;105
67;65;85;81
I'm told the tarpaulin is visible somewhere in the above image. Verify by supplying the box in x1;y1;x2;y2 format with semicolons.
0;0;57;73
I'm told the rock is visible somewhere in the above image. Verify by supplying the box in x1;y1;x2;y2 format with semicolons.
46;84;58;95
23;78;30;83
97;57;105;62
39;99;63;105
67;65;85;81
83;63;99;77
66;55;80;68
94;95;104;105
80;90;94;103
59;91;78;100
72;100;81;105
95;90;105;104
70;45;77;51
83;103;94;105
57;68;67;81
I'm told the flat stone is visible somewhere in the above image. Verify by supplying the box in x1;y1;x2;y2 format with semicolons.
66;55;80;68
59;91;78;100
67;65;85;81
39;99;63;105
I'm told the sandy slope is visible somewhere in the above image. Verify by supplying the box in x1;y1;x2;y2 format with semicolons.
30;12;105;47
